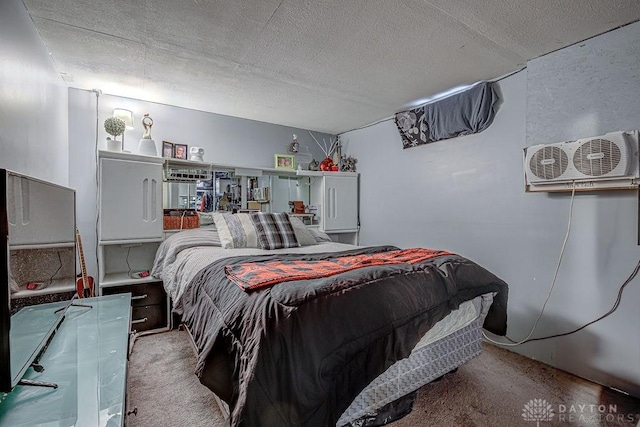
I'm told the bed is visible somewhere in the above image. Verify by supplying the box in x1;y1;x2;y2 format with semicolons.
151;214;508;427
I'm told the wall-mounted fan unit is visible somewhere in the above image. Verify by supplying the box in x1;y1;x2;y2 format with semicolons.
524;130;639;192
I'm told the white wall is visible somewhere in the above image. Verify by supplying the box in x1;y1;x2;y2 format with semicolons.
0;0;68;185
68;89;331;284
343;24;640;397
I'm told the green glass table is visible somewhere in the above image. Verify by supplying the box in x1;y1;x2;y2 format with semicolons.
0;294;131;426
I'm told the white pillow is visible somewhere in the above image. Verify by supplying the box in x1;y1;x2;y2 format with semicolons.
212;212;258;249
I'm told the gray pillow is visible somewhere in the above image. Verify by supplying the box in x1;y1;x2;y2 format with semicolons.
197;211;216;227
288;216;317;246
308;228;333;243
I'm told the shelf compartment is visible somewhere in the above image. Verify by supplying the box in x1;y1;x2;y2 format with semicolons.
11;278;76;299
98;241;161;286
99;272;159;288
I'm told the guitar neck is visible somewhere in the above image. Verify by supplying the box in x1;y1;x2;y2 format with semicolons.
76;231;89;285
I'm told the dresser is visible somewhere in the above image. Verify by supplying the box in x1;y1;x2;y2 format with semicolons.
0;294;132;426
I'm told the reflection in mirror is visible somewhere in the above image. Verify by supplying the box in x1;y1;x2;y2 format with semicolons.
248;175;271;212
163;162;214;213
214;171;239;212
196;179;214;212
270;176;310;214
164;178;215;212
214;172;272;212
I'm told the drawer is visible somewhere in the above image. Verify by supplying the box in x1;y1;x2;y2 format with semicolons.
103;281;166;307
131;304;168;332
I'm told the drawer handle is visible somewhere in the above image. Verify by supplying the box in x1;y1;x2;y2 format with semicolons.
131;317;148;324
131;294;148;301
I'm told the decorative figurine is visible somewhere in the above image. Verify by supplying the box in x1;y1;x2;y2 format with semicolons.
340;155;358;172
289;134;299;153
138;113;158;156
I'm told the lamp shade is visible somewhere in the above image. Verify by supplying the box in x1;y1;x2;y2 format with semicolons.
113;108;134;129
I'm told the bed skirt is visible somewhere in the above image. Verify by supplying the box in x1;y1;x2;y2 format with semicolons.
207;316;486;426
337;317;484;426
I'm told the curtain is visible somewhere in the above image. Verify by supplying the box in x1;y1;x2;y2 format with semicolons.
395;81;498;149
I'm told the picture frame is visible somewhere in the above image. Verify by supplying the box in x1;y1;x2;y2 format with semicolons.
162;141;174;158
173;143;188;160
275;154;295;170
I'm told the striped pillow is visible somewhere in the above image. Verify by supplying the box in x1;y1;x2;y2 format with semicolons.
250;212;299;250
212;212;258;249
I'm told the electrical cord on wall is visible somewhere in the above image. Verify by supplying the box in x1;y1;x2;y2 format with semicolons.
483;181;577;347
125;246;133;278
48;251;63;285
92;88;102;286
500;259;640;343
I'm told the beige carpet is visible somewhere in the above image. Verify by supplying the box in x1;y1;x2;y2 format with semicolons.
128;330;640;426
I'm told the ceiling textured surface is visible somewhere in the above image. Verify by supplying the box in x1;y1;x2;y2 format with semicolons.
23;0;640;134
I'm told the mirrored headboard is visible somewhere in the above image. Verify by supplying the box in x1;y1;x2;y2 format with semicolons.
162;160;310;215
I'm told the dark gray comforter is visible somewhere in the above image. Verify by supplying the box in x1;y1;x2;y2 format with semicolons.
180;245;508;427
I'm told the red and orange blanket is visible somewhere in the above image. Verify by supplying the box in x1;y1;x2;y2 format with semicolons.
225;248;452;291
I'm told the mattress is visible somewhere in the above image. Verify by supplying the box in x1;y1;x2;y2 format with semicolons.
209;298;491;426
338;315;487;426
413;292;493;350
152;231;506;425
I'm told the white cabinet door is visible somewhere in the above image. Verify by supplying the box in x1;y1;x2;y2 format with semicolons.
100;158;163;241
322;175;358;232
7;174;75;246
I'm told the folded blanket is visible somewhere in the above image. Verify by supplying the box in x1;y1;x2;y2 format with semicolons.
225;248;452;290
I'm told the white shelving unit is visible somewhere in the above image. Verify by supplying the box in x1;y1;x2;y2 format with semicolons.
5;170;78;312
97;151;168;334
298;171;359;244
95;152;361;333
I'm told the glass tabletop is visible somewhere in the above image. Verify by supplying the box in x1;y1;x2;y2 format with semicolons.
10;299;68;388
0;293;131;426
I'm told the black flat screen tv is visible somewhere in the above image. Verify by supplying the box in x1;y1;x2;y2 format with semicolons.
0;169;76;392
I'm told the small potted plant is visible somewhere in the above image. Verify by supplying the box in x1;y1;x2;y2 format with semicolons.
104;116;126;151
